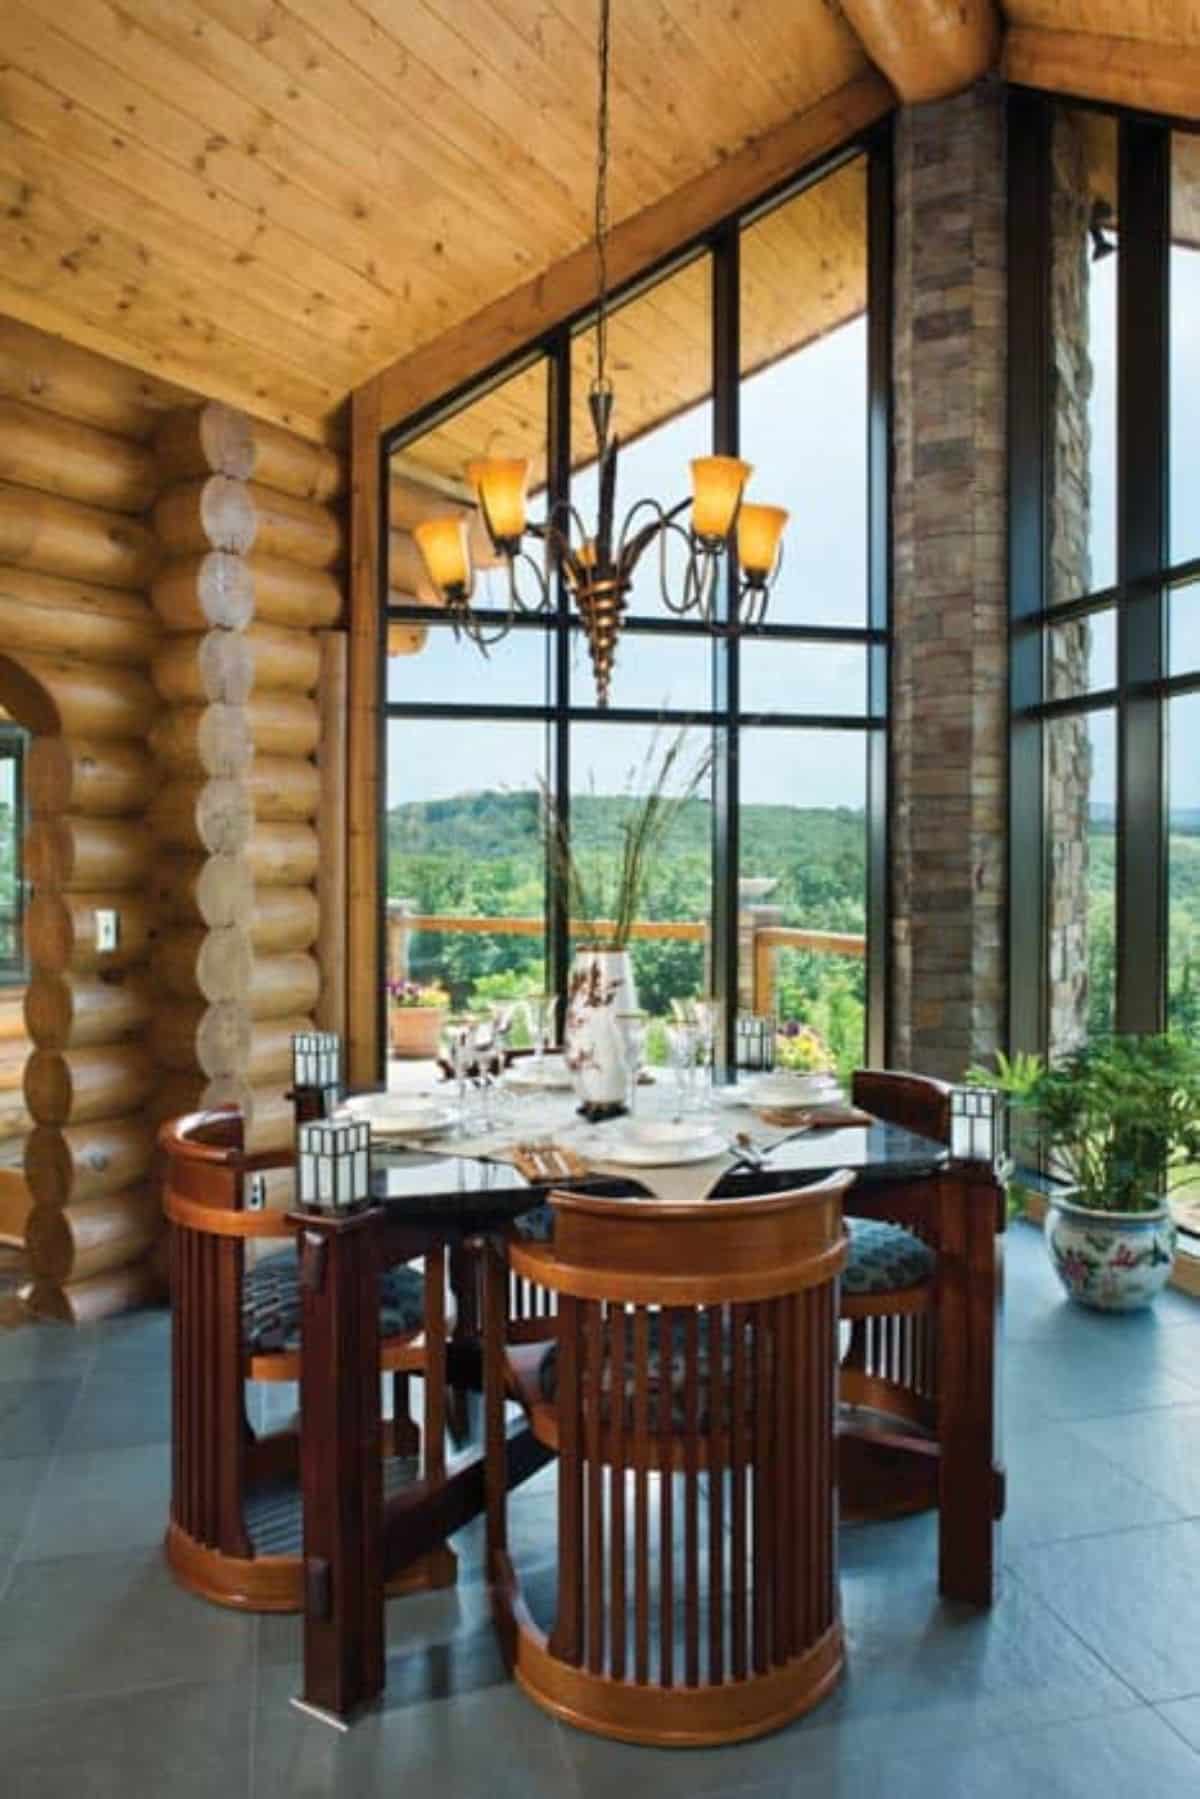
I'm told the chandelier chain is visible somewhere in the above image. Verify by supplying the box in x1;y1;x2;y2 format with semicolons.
593;0;612;435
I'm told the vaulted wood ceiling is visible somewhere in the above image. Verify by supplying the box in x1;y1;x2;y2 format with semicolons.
0;1;1198;446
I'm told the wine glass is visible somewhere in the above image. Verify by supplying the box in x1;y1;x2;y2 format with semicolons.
522;992;558;1086
689;998;720;1115
666;1018;697;1122
615;1010;646;1116
472;1016;499;1130
441;1015;475;1137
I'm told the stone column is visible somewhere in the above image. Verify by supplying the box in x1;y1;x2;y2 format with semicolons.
890;84;1007;1080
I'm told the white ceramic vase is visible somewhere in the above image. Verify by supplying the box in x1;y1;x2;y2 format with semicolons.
1044;1196;1177;1311
564;946;637;1110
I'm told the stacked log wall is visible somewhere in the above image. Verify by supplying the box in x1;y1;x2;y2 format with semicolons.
151;404;344;1155
0;319;186;1320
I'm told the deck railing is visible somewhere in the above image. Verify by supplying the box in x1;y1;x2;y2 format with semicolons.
387;906;865;1017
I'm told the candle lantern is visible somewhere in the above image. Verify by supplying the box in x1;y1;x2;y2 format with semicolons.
290;1031;342;1124
297;1116;371;1214
735;1012;776;1073
950;1086;1005;1167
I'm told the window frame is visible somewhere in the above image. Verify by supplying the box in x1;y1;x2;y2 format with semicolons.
380;125;893;1078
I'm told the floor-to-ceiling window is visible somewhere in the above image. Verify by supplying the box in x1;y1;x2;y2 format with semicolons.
382;130;889;1080
1009;95;1200;1243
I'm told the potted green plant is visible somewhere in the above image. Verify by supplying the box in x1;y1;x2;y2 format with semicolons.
387;979;450;1059
972;1034;1200;1310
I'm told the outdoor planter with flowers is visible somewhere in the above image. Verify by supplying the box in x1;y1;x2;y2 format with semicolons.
973;1033;1200;1311
387;980;450;1058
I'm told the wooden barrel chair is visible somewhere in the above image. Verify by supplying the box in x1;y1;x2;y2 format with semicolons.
161;1107;452;1611
483;1171;852;1747
838;1069;1005;1602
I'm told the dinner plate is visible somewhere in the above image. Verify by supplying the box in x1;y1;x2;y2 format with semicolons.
342;1096;455;1139
744;1074;842;1107
503;1054;574;1091
596;1129;729;1168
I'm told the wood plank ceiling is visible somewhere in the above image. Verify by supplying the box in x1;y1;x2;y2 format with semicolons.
0;1;1198;446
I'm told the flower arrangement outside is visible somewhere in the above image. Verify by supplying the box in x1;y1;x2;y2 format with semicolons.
775;1020;835;1074
387;979;450;1010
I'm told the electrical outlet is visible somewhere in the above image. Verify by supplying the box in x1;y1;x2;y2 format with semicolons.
95;909;120;953
246;1174;267;1212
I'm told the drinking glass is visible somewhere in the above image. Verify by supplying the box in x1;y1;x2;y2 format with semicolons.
615;1010;646;1116
441;1015;476;1137
522;992;558;1086
667;1019;697;1121
689;998;720;1115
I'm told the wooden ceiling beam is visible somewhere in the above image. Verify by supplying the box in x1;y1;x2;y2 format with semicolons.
1003;26;1200;123
840;0;1001;103
368;70;894;437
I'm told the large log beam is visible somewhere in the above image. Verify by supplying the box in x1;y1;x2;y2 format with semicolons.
155;404;343;502
1004;27;1200;124
27;739;156;818
26;1188;161;1284
24;1045;156;1128
26;891;152;974
155;477;343;568
26;818;155;893
151;851;253;930
0;567;158;665
841;1;999;104
151;553;340;633
25;972;152;1050
0;397;159;514
0;479;157;589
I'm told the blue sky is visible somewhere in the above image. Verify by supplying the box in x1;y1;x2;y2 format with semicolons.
389;242;1200;815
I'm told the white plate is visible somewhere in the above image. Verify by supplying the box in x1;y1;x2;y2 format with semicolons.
342;1096;455;1139
747;1074;841;1106
504;1054;574;1091
597;1130;729;1169
625;1119;699;1149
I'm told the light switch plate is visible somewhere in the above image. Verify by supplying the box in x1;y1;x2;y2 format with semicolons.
95;908;119;953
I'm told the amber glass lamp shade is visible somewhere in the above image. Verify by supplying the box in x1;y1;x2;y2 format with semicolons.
466;457;530;546
414;517;472;598
737;503;789;581
690;456;752;541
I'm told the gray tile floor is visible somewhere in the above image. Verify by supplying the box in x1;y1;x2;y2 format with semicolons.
2;1223;1200;1797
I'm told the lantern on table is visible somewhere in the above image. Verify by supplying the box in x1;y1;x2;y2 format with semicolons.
297;1116;371;1214
735;1012;776;1073
950;1086;1005;1167
290;1031;342;1125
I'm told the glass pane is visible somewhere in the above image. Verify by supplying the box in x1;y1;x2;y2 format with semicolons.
571;256;712;620
1046;709;1115;1053
0;734;21;967
740;158;867;627
568;723;712;1052
1171;133;1200;568
738;728;867;1081
388;359;548;610
387;621;550;708
1168;692;1200;1234
1050;109;1116;601
1046;608;1117;700
385;719;548;1021
568;625;712;713
1170;582;1200;679
740;638;867;716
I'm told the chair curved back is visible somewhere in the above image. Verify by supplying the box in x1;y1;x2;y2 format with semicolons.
851;1068;952;1146
497;1172;853;1747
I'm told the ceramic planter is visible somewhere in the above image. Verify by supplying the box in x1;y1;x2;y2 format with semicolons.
388;1004;447;1059
1044;1195;1177;1311
564;946;637;1109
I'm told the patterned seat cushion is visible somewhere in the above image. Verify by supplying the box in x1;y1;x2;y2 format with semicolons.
243;1249;426;1357
842;1216;935;1296
538;1310;762;1433
512;1201;555;1243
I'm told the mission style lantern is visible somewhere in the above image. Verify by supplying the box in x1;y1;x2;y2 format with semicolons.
290;1031;342;1126
949;1086;1005;1167
297;1116;371;1215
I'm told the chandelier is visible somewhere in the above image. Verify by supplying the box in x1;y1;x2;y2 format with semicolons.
413;0;789;706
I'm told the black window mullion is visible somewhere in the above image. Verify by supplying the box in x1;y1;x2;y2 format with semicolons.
549;328;573;1009
712;221;739;1079
867;118;892;1068
1007;88;1053;1066
1116;119;1169;1036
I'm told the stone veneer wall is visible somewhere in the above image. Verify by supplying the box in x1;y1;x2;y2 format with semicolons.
890;85;1008;1080
1045;108;1095;1058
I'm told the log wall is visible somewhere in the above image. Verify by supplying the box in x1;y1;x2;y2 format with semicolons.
150;401;344;1159
0;319;182;1321
1;321;349;1322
